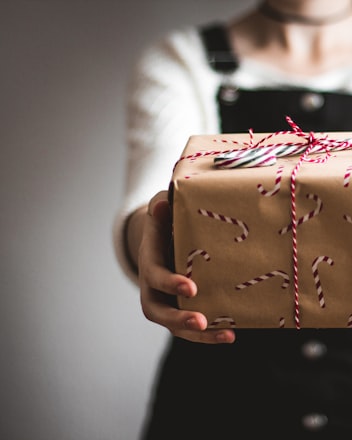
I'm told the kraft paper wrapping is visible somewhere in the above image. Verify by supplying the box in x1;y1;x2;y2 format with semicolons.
169;131;352;329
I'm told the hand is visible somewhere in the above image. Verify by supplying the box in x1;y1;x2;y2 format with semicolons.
138;190;235;344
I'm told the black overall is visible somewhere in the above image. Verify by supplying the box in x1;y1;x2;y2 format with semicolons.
141;24;352;440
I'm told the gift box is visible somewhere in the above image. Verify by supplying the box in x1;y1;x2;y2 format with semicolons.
169;120;352;329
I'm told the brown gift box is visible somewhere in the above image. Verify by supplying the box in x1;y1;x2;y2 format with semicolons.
169;130;352;329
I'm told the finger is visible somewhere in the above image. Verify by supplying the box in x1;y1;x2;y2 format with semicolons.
147;190;169;220
140;258;197;297
160;304;235;343
140;291;202;329
173;327;236;344
168;308;236;344
140;284;235;344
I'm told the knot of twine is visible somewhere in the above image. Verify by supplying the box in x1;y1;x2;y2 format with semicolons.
213;116;352;169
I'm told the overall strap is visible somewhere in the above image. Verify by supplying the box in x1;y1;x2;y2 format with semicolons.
199;23;239;73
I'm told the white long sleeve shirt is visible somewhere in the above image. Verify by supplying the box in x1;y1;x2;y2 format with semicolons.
115;24;352;284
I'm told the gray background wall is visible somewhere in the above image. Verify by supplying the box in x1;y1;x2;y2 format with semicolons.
0;1;255;439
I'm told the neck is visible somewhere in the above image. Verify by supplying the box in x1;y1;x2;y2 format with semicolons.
259;0;352;26
229;1;352;76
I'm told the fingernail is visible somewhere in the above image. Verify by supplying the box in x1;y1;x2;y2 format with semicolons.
177;283;191;297
216;332;231;343
185;318;197;329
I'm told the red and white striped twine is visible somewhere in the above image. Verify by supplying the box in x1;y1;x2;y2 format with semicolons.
174;116;352;171
212;116;352;155
290;134;316;329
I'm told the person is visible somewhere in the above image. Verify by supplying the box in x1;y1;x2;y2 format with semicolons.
114;0;352;438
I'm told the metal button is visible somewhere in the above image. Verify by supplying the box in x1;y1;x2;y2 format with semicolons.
301;340;327;360
302;413;328;431
220;85;239;104
301;92;325;111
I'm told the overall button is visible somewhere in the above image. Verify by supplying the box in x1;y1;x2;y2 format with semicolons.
301;340;327;360
219;85;239;104
302;413;328;431
300;92;325;111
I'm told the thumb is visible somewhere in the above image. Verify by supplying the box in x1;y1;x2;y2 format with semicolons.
148;190;171;224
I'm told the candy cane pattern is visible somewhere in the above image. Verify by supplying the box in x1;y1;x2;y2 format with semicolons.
344;165;352;187
208;316;236;328
348;314;352;328
198;209;249;242
342;168;352;223
278;193;323;235
257;165;284;196
235;270;289;290
311;256;334;308
343;214;352;224
186;249;210;278
279;317;285;328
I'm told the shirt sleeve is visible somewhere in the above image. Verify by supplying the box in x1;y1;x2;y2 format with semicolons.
113;26;220;285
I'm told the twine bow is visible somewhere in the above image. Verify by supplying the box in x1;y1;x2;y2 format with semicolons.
214;116;352;168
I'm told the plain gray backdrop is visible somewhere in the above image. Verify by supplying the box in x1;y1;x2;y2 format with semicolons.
0;1;256;439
